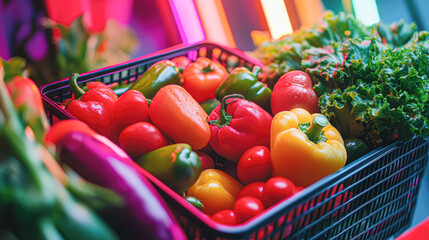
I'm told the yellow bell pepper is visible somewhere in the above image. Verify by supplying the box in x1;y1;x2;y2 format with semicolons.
271;108;347;187
187;169;243;215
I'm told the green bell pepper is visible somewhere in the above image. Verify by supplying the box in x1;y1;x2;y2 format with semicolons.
215;66;272;112
199;98;220;115
135;144;202;194
131;60;182;99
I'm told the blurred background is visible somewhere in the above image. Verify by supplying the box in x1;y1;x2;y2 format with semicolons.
1;0;428;86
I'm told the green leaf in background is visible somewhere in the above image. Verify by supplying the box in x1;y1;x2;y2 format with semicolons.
0;57;27;83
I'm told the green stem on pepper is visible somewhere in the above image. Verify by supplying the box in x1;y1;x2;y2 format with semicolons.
209;94;244;128
69;73;86;100
306;115;329;143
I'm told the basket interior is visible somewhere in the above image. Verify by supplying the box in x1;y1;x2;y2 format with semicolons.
39;42;429;240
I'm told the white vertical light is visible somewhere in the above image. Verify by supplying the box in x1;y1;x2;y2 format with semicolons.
352;0;380;26
260;0;293;39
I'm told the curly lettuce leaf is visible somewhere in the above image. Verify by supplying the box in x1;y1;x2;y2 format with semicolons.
316;39;429;147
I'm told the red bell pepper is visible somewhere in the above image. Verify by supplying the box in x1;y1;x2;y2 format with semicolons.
6;76;49;142
65;73;118;140
271;70;319;115
208;94;272;163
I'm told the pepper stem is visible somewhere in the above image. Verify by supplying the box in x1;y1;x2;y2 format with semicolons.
68;73;85;100
202;64;214;74
208;94;244;128
306;115;329;142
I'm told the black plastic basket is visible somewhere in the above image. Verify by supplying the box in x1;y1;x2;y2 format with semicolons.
40;41;429;240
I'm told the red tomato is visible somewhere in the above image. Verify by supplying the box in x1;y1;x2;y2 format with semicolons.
236;182;264;200
211;209;237;225
237;146;272;185
261;177;296;208
111;90;150;140
118;122;168;157
195;151;215;171
233;196;265;224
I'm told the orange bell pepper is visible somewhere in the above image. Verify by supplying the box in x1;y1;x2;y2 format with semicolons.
187;169;243;215
271;108;347;187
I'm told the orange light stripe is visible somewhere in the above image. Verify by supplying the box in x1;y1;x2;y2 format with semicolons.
260;0;293;39
194;0;236;47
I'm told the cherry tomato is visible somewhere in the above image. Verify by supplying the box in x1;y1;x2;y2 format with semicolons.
118;122;168;157
195;151;214;171
211;209;237;225
234;196;265;224
237;146;272;185
236;182;264;200
261;177;296;208
111;90;150;140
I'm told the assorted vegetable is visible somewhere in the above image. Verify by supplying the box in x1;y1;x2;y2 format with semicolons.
252;11;429;148
8;10;427;232
58;131;186;240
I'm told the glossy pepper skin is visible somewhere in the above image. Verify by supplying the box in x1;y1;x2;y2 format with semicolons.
150;84;210;150
65;73;118;140
135;143;202;194
130;60;181;99
215;66;272;112
271;70;319;115
6;76;49;142
271;108;347;187
209;94;272;163
182;57;228;103
187;169;243;215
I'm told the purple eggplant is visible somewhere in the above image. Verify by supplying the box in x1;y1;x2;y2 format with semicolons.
58;131;187;240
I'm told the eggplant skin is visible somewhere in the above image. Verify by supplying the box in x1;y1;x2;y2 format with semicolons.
58;132;186;240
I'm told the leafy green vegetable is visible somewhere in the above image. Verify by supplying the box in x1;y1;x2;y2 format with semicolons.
252;11;429;147
314;39;429;147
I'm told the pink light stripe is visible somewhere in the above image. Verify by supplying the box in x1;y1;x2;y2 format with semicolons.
169;0;205;44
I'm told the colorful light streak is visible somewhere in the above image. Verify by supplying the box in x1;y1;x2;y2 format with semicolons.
169;0;205;44
352;0;380;26
260;0;293;39
194;0;236;47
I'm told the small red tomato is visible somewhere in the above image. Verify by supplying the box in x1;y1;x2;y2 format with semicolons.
261;177;296;208
119;122;168;157
211;209;237;225
236;182;264;200
234;196;265;224
237;146;272;185
195;151;214;171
